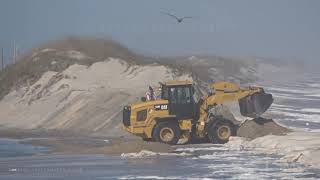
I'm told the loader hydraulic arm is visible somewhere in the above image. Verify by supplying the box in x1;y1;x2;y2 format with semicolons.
196;82;273;137
206;82;262;105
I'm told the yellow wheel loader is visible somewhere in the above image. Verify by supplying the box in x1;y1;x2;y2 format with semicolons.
122;80;273;145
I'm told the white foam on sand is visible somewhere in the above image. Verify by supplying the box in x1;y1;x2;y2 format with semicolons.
120;150;190;158
175;146;228;153
120;150;159;158
118;175;182;179
227;132;320;169
197;153;242;161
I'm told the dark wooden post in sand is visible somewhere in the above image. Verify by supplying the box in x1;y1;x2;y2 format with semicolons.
1;47;3;71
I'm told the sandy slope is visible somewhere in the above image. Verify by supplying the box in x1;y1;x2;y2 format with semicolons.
0;58;190;136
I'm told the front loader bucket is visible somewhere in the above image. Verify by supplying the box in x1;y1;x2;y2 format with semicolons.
239;91;273;118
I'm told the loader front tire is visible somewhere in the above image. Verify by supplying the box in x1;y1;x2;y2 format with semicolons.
153;122;181;145
207;120;236;144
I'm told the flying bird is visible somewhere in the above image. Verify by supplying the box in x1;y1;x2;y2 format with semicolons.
162;12;192;23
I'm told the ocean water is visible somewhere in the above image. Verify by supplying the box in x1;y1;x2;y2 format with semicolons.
0;138;48;158
261;71;320;131
0;144;319;179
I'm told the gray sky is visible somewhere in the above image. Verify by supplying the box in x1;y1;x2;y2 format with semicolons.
0;0;319;62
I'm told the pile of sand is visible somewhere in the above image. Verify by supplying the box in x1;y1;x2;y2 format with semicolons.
237;118;290;139
209;104;289;140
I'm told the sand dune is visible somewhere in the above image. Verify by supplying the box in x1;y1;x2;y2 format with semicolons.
0;58;190;136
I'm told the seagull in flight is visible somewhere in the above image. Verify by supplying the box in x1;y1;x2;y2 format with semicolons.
162;12;192;23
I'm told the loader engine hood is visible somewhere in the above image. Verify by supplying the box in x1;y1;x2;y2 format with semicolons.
122;99;169;127
239;90;273;118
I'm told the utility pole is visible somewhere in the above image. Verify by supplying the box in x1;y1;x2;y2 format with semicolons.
1;47;3;70
13;40;16;64
16;45;19;62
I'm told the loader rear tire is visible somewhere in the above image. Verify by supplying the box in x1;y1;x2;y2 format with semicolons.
153;122;181;145
207;120;236;144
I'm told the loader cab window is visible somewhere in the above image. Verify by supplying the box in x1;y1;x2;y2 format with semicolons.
168;86;192;104
161;86;169;100
168;85;194;119
177;87;191;104
170;88;178;104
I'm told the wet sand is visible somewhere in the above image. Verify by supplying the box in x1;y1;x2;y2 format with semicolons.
22;137;174;155
0;118;291;156
0;127;174;155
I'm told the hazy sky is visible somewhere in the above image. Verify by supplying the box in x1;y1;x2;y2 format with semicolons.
0;0;319;61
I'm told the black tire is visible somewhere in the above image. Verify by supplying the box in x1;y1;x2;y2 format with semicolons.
207;119;236;144
152;122;181;145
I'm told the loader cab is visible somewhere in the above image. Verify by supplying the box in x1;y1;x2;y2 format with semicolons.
161;80;198;120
